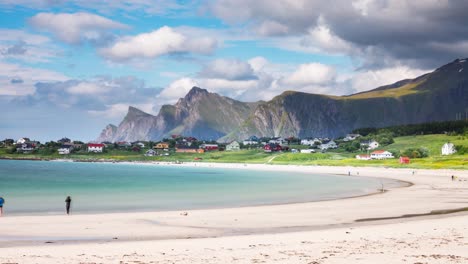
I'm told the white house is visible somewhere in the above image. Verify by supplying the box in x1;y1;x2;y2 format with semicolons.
320;140;337;150
243;140;258;145
16;143;34;153
361;140;379;150
301;138;321;146
300;149;315;153
269;137;287;145
58;145;73;155
355;154;371;160
16;137;30;144
370;150;394;159
441;142;456;155
226;141;240;151
87;143;104;152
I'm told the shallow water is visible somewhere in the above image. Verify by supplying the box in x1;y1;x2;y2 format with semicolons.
0;160;401;215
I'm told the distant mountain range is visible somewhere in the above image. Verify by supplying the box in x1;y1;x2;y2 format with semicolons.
97;58;468;142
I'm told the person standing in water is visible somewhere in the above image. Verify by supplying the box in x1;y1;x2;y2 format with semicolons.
0;196;4;217
65;196;72;215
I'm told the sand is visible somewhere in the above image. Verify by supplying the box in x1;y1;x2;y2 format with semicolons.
0;163;467;263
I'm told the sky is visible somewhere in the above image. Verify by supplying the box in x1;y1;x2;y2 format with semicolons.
1;0;467;142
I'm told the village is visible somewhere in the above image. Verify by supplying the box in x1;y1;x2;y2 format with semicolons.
1;130;459;165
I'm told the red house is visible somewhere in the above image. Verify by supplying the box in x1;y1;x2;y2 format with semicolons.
264;143;282;152
399;156;410;164
200;144;218;151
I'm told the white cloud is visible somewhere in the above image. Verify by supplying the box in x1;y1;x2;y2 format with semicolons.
88;102;157;118
199;59;256;80
256;20;289;36
66;82;111;95
349;66;428;93
198;78;259;98
156;77;199;105
100;26;217;61
30;12;128;44
0;29;50;45
0;29;62;62
282;63;336;86
0;62;68;96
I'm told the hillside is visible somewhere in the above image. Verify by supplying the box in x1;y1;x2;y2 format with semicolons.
97;58;468;142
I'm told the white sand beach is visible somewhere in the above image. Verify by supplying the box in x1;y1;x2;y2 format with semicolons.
0;163;467;263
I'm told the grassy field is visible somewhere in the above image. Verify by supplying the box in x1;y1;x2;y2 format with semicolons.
1;134;466;170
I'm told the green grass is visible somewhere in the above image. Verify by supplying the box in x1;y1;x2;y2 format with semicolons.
382;134;467;156
1;134;466;169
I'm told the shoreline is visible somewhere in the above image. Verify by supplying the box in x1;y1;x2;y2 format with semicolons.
1;159;411;217
1;162;468;263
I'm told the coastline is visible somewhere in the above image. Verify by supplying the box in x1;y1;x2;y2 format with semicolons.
0;162;467;263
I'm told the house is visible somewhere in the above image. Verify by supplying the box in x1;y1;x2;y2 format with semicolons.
356;154;371;160
154;142;170;150
200;144;218;151
300;149;315;154
175;146;204;153
58;145;73;155
301;138;319;146
145;149;157;156
441;142;456;155
361;140;379;150
269;137;287;145
243;136;259;145
87;143;104;153
16;137;30;144
370;150;394;159
226;141;240;151
264;143;282;152
399;156;410;164
343;134;361;141
117;141;131;148
320;140;337;150
16;143;34;153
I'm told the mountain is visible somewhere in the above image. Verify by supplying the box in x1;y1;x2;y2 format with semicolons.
97;87;257;142
97;58;468;142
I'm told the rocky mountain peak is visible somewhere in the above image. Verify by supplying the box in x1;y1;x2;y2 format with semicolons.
124;106;152;121
185;86;209;101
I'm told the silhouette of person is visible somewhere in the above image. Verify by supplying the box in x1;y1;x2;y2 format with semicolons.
65;196;72;215
0;196;4;217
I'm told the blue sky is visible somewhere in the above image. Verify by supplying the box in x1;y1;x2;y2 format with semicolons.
1;0;467;142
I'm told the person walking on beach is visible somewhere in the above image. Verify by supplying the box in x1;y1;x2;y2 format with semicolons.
0;196;4;217
65;196;72;215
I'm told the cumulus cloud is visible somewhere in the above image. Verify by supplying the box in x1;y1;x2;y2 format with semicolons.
0;61;68;96
199;59;257;80
349;66;428;93
209;0;468;69
30;12;128;44
100;26;217;61
156;77;198;105
66;82;112;95
0;29;60;62
282;63;336;87
10;76;161;117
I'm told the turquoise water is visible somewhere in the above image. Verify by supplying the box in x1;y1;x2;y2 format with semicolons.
0;160;401;215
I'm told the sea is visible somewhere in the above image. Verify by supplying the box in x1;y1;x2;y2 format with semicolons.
0;160;402;215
